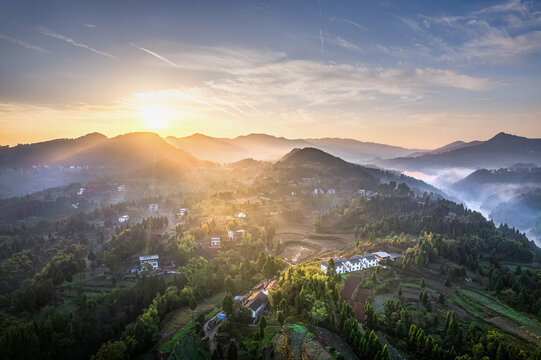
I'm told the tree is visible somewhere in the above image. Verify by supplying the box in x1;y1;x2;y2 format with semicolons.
259;315;267;339
227;340;238;360
277;311;285;328
279;298;288;314
439;293;445;305
445;276;451;287
222;293;233;317
420;278;426;288
88;250;96;262
224;275;234;293
91;341;128;360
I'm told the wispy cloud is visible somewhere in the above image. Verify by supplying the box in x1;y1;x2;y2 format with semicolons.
35;26;117;59
0;34;48;53
130;43;180;68
329;36;362;52
330;17;368;31
319;29;325;53
386;0;541;64
84;24;97;28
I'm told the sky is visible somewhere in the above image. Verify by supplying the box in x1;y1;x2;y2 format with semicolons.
0;0;540;148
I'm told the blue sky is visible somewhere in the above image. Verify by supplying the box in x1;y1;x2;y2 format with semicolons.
0;0;540;147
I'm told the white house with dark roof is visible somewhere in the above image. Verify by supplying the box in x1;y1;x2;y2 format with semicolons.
322;253;383;274
346;256;363;272
210;237;221;247
362;254;378;268
139;254;159;270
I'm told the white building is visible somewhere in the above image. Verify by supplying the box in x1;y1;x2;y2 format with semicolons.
322;253;381;274
313;188;324;195
177;208;189;216
117;185;126;192
210;237;221;247
118;215;129;223
77;187;85;195
327;188;336;195
139;254;159;270
362;254;378;268
148;204;159;212
235;212;247;218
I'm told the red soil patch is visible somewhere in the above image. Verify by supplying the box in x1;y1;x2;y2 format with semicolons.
340;275;370;323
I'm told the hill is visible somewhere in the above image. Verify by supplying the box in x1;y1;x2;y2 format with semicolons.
407;139;483;157
0;132;200;170
166;133;423;163
0;132;108;168
0;132;202;198
273;147;443;196
377;133;541;171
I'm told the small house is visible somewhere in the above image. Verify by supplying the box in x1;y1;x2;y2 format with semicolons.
210;237;221;247
77;187;85;195
117;185;126;192
139;254;159;270
149;204;159;212
118;215;130;223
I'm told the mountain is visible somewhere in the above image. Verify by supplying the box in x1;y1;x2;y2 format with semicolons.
454;166;541;190
0;132;202;198
0;132;199;170
377;133;541;172
407;139;482;157
273;147;444;196
0;132;108;168
64;132;199;170
166;133;424;164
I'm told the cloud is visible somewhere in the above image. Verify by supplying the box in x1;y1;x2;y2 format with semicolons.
400;17;422;32
329;17;368;31
84;24;97;28
130;43;180;68
330;36;362;52
417;0;541;64
0;34;48;53
319;29;324;53
35;27;117;59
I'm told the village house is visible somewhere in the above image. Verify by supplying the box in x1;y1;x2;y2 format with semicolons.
118;215;129;223
227;229;245;242
210;237;221;247
235;212;247;218
139;254;159;270
244;280;276;322
177;208;189;216
117;185;126;192
148;203;159;212
77;187;85;195
321;253;384;274
362;254;378;268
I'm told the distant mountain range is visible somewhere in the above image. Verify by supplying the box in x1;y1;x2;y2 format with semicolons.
165;133;425;163
0;132;199;170
377;133;541;172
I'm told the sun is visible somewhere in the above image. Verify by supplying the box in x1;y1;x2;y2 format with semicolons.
140;104;171;129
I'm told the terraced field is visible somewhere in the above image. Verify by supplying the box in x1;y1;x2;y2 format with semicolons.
451;287;541;348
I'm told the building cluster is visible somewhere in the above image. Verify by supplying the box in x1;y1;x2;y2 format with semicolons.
321;251;399;274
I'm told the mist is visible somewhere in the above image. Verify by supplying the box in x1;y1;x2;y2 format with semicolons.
405;168;541;248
